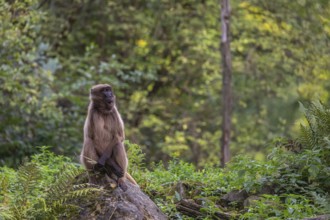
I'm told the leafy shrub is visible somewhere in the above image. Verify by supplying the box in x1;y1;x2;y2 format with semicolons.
241;194;316;220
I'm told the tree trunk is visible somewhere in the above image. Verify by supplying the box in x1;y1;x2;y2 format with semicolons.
220;0;232;167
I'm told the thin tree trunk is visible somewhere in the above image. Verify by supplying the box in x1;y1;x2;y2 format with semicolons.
220;0;232;167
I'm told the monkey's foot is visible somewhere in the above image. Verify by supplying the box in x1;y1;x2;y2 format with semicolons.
118;178;128;192
105;176;118;189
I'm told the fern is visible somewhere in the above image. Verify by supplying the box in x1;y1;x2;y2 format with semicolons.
46;165;102;214
293;101;330;204
0;207;13;220
0;172;10;204
47;164;82;202
0;149;104;219
16;163;42;206
299;123;316;149
299;101;330;151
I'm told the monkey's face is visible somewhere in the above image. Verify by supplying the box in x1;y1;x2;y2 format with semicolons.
91;84;116;109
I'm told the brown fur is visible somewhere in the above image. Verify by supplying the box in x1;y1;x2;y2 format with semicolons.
80;84;137;189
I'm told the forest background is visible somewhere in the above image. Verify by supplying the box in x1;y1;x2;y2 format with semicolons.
1;0;329;168
1;0;330;219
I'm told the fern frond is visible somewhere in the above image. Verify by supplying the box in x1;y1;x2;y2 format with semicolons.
46;164;83;203
15;162;41;207
43;164;104;218
0;162;42;219
299;124;315;148
0;149;103;220
0;206;14;220
70;185;102;198
0;174;10;205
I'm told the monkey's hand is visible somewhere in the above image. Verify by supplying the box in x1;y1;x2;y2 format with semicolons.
106;159;124;178
118;178;128;192
94;151;111;174
93;162;107;174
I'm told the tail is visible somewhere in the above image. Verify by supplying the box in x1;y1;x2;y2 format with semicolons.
125;172;138;185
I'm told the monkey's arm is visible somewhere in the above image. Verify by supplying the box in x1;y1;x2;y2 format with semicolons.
105;158;124;178
82;137;105;173
81;137;99;169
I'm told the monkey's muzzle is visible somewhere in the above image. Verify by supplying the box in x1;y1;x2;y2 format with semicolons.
105;98;114;104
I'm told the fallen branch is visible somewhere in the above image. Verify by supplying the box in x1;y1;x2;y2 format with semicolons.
176;199;234;219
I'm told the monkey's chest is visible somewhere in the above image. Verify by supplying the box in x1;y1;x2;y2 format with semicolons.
95;125;113;142
93;123;120;148
91;114;123;149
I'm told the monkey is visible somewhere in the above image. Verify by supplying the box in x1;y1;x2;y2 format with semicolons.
80;84;137;191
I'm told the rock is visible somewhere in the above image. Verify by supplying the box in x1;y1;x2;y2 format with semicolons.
259;183;276;195
78;180;167;220
221;189;249;207
243;195;260;208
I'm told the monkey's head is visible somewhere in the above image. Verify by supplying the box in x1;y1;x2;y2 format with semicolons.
90;84;116;111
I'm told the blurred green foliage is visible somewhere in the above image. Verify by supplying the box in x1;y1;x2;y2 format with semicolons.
0;0;329;167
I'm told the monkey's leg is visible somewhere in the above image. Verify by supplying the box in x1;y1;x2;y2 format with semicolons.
113;142;128;191
110;143;138;186
96;144;112;167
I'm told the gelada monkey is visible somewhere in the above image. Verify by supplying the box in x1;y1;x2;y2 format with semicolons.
80;84;137;191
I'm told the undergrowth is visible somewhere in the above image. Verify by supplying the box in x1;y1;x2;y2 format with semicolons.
0;147;102;219
1;102;329;219
131;102;330;219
